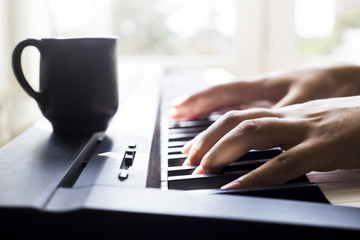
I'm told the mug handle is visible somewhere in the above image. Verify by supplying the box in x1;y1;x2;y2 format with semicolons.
12;39;42;101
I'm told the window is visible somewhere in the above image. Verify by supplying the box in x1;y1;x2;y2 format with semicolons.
295;0;360;63
2;0;360;146
1;0;243;146
49;0;237;59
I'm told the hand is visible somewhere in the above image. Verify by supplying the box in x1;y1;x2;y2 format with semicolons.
171;64;360;121
182;96;360;188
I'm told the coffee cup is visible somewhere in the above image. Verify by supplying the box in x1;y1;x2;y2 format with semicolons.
12;37;119;134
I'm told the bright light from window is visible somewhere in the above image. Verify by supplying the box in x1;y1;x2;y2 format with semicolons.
295;0;335;38
47;0;237;56
164;0;236;38
49;0;113;37
295;0;360;62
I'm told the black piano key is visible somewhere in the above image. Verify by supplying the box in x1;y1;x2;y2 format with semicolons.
168;159;268;177
287;174;310;183
167;148;282;168
168;119;215;129
222;160;267;172
167;141;188;148
238;148;282;161
168;170;313;191
188;182;329;203
168;171;248;190
168;132;198;142
167;148;282;162
168;155;187;167
168;126;207;134
168;165;196;176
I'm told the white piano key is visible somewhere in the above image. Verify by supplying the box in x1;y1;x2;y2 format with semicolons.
307;169;360;207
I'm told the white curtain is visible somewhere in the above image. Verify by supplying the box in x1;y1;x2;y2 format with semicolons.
0;0;51;146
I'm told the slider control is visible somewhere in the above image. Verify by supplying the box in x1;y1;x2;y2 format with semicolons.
124;150;135;168
119;144;137;181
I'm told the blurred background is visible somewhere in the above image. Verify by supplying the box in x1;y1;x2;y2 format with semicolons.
1;0;360;146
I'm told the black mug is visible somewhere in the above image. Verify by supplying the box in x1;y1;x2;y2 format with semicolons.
12;37;119;134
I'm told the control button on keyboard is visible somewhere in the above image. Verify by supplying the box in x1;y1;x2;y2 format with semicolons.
128;143;137;149
118;170;129;181
124;154;134;167
125;150;136;155
120;150;136;169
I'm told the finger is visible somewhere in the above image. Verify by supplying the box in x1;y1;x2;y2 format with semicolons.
182;138;196;166
272;87;308;108
221;141;316;188
171;80;267;121
185;109;278;166
181;138;195;154
195;117;307;174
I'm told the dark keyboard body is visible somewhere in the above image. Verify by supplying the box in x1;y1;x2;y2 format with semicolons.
0;68;359;238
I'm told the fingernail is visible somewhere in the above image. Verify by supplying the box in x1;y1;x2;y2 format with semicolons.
181;139;194;154
182;157;191;166
169;108;179;118
220;180;241;189
221;176;245;189
171;95;187;107
192;165;204;175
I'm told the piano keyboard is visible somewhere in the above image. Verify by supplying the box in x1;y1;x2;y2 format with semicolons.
160;114;329;203
308;169;360;207
2;66;360;238
160;68;360;207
